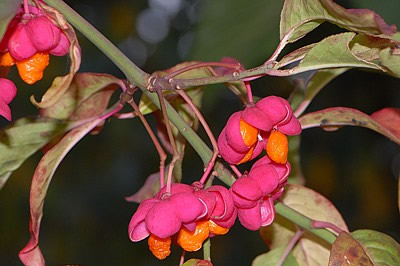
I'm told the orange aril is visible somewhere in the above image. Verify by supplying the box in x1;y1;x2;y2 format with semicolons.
208;220;229;235
147;234;171;260
237;145;254;165
177;220;210;252
16;52;49;84
0;52;15;66
240;119;258;147
266;130;288;164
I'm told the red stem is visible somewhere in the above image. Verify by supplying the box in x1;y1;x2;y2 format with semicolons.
156;89;180;194
176;89;219;185
311;221;344;235
277;229;303;266
128;100;167;188
229;164;242;178
244;81;253;103
23;0;30;15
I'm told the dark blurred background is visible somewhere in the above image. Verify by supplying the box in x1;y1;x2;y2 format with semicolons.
1;0;400;265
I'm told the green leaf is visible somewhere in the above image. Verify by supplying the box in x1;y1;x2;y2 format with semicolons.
275;43;317;69
280;0;397;43
19;113;110;265
299;107;400;145
0;117;68;190
0;0;21;40
297;32;379;72
329;231;373;266
139;62;213;115
252;247;299;266
352;230;400;266
260;184;348;265
380;47;400;77
190;0;281;66
40;73;122;120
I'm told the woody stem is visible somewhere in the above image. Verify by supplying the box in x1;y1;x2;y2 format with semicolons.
164;62;240;80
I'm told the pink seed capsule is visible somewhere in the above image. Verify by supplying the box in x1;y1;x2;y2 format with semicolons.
0;78;17;104
8;23;37;61
26;16;61;51
0;78;17;121
49;32;70;56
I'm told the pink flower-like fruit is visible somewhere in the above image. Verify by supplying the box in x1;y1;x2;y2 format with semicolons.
0;78;17;121
26;16;61;52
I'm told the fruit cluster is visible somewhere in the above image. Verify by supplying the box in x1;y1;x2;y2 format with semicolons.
128;96;302;260
0;4;70;120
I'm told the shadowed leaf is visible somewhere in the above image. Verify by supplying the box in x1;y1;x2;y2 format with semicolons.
125;172;160;203
300;107;400;145
260;184;348;266
280;0;397;43
329;232;373;266
19;105;120;266
252;246;299;266
0;117;68;190
352;230;400;265
293;68;348;117
40;73;123;120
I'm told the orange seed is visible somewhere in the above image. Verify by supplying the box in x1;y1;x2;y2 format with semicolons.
240;119;258;147
208;220;229;235
147;234;171;260
177;221;210;252
0;52;15;66
16;52;49;84
266;130;288;164
237;145;255;165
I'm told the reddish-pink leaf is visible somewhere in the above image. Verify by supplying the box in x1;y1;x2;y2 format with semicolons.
300;107;400;145
370;108;400;140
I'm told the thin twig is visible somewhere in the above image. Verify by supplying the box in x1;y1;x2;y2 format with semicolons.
311;220;344;235
277;229;303;266
179;250;185;266
176;89;218;185
128;99;167;188
156;89;180;194
229;164;242;178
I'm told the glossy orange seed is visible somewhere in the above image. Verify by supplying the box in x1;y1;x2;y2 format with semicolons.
237;145;255;165
239;119;258;147
177;220;210;252
147;234;171;260
0;52;15;66
266;130;288;164
208;220;229;235
16;52;49;84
